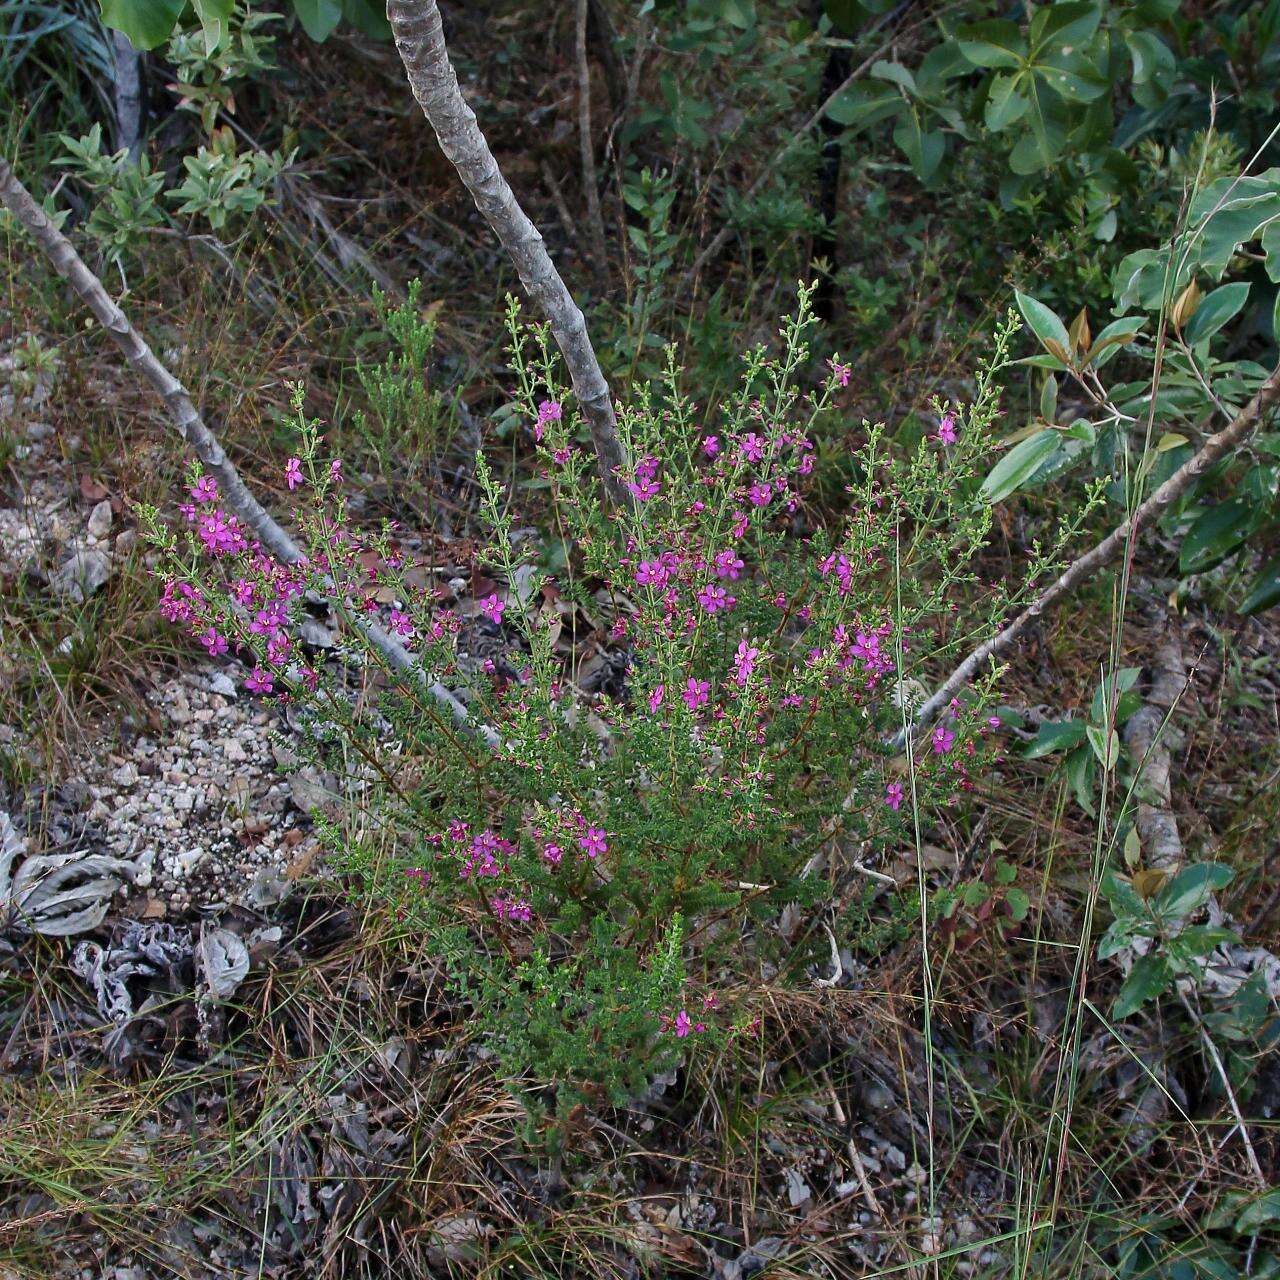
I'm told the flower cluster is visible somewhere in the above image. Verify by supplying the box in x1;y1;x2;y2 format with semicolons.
146;294;1037;1104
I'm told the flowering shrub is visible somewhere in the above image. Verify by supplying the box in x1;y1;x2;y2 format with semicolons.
141;288;1080;1106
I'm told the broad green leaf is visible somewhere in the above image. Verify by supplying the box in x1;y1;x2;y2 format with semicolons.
1179;500;1255;575
1065;744;1096;814
293;0;343;41
193;0;235;52
825;85;902;130
99;0;184;48
1085;723;1119;771
1113;952;1171;1017
978;428;1061;503
341;0;391;38
1112;248;1188;313
1241;557;1280;615
1029;1;1100;52
1182;281;1250;345
1024;718;1087;758
1153;862;1233;921
1015;290;1071;358
956;18;1025;69
1126;29;1175;85
1039;372;1058;422
1187;171;1280;281
1005;887;1031;922
1090;667;1141;725
870;60;916;93
892;112;944;182
985;73;1029;131
1235;1188;1280;1233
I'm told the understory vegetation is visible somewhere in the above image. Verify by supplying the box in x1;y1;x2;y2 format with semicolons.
1;1;1279;1277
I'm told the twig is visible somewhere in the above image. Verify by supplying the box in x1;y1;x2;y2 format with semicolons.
575;0;608;275
387;0;631;507
0;155;489;745
1179;990;1267;1189
906;361;1280;738
820;1069;883;1219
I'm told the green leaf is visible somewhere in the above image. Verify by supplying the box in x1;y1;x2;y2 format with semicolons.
892;112;944;182
1005;887;1031;922
870;59;916;93
1029;1;1100;52
98;0;184;49
956;18;1025;69
825;85;902;130
1015;290;1072;360
1113;952;1171;1018
1025;718;1087;758
985;73;1030;131
1090;668;1141;725
341;0;391;38
1152;862;1234;921
1187;171;1280;282
1241;556;1280;615
1182;282;1251;345
1064;744;1096;814
1179;500;1256;575
1086;316;1145;366
1126;29;1175;85
1235;1189;1280;1233
1085;723;1119;771
978;428;1061;503
293;0;343;41
192;0;235;52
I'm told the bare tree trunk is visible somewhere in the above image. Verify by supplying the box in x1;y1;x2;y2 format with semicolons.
112;30;144;162
386;0;630;507
907;363;1280;737
0;156;487;741
575;0;609;275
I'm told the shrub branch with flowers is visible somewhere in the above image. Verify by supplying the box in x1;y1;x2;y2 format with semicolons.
138;284;1095;1107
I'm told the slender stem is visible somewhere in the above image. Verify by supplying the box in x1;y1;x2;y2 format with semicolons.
387;0;631;507
575;0;609;274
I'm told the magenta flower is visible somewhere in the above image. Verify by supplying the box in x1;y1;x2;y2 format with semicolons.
739;433;765;464
200;627;228;657
635;559;669;587
191;475;218;504
543;841;563;866
885;781;904;811
266;633;292;666
553;446;571;465
245;667;274;694
937;412;958;445
537;398;562;424
932;724;955;754
479;593;505;625
389;608;413;638
580;826;608;858
649;683;665;712
674;1010;692;1037
747;482;772;507
828;358;852;388
628;476;661;501
703;435;720;457
682;677;709;711
733;640;759;687
285;457;303;490
697;583;731;614
329;458;343;484
713;550;744;580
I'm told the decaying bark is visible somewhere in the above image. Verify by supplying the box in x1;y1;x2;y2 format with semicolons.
0;156;487;741
112;30;144;162
909;362;1280;737
386;0;630;506
1122;618;1188;870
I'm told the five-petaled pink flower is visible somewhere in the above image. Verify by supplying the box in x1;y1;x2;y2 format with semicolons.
329;458;343;483
829;358;852;388
191;475;218;504
733;640;759;686
739;433;765;464
713;549;743;580
674;1010;692;1037
635;559;669;588
245;667;274;694
885;781;904;811
543;841;563;866
683;677;709;711
932;724;955;754
649;684;665;712
937;412;957;446
479;593;505;625
580;826;608;858
285;457;303;490
697;583;731;614
703;435;720;457
200;627;228;657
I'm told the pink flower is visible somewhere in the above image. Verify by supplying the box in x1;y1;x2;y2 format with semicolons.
713;550;744;580
191;475;218;504
537;398;562;424
329;458;343;484
932;724;955;754
733;640;759;687
885;781;904;811
543;841;563;866
553;446;571;465
389;608;413;638
828;358;851;388
266;633;292;666
739;433;765;464
674;1010;692;1037
285;458;303;490
682;677;709;711
628;476;661;501
937;412;957;446
731;510;749;538
703;435;720;457
747;482;772;507
200;627;228;657
635;559;669;588
231;577;255;606
697;583;731;614
580;826;608;858
649;684;665;712
245;667;274;694
479;593;505;625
